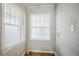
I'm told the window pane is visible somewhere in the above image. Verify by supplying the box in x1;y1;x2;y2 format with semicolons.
39;28;50;39
32;28;50;39
31;16;36;21
4;4;10;13
5;25;20;47
16;19;20;25
32;22;36;26
31;13;50;40
4;13;10;23
32;28;39;38
35;22;40;27
10;16;16;25
10;5;16;16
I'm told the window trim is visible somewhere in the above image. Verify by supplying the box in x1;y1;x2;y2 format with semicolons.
4;5;22;48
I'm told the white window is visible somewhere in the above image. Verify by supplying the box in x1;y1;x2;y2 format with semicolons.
30;13;51;40
4;4;23;47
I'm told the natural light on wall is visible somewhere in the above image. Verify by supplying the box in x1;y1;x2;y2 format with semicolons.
30;13;51;40
4;4;25;48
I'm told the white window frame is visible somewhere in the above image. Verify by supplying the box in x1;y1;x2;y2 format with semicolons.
30;13;51;41
4;4;22;48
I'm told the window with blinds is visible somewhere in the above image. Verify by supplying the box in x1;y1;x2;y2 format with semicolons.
30;13;51;40
4;4;23;47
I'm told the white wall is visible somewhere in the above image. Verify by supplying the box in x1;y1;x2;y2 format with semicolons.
3;42;25;56
26;4;56;51
56;3;79;56
0;3;2;56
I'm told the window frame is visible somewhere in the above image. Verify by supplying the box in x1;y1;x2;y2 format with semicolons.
30;13;51;41
4;4;22;48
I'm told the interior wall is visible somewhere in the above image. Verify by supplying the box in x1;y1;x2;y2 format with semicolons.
26;4;56;51
0;3;2;56
3;42;25;56
56;3;79;56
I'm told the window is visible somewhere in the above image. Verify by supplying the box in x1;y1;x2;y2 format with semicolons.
4;4;23;47
30;13;51;40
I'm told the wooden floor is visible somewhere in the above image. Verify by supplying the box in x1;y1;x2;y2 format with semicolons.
24;51;56;56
